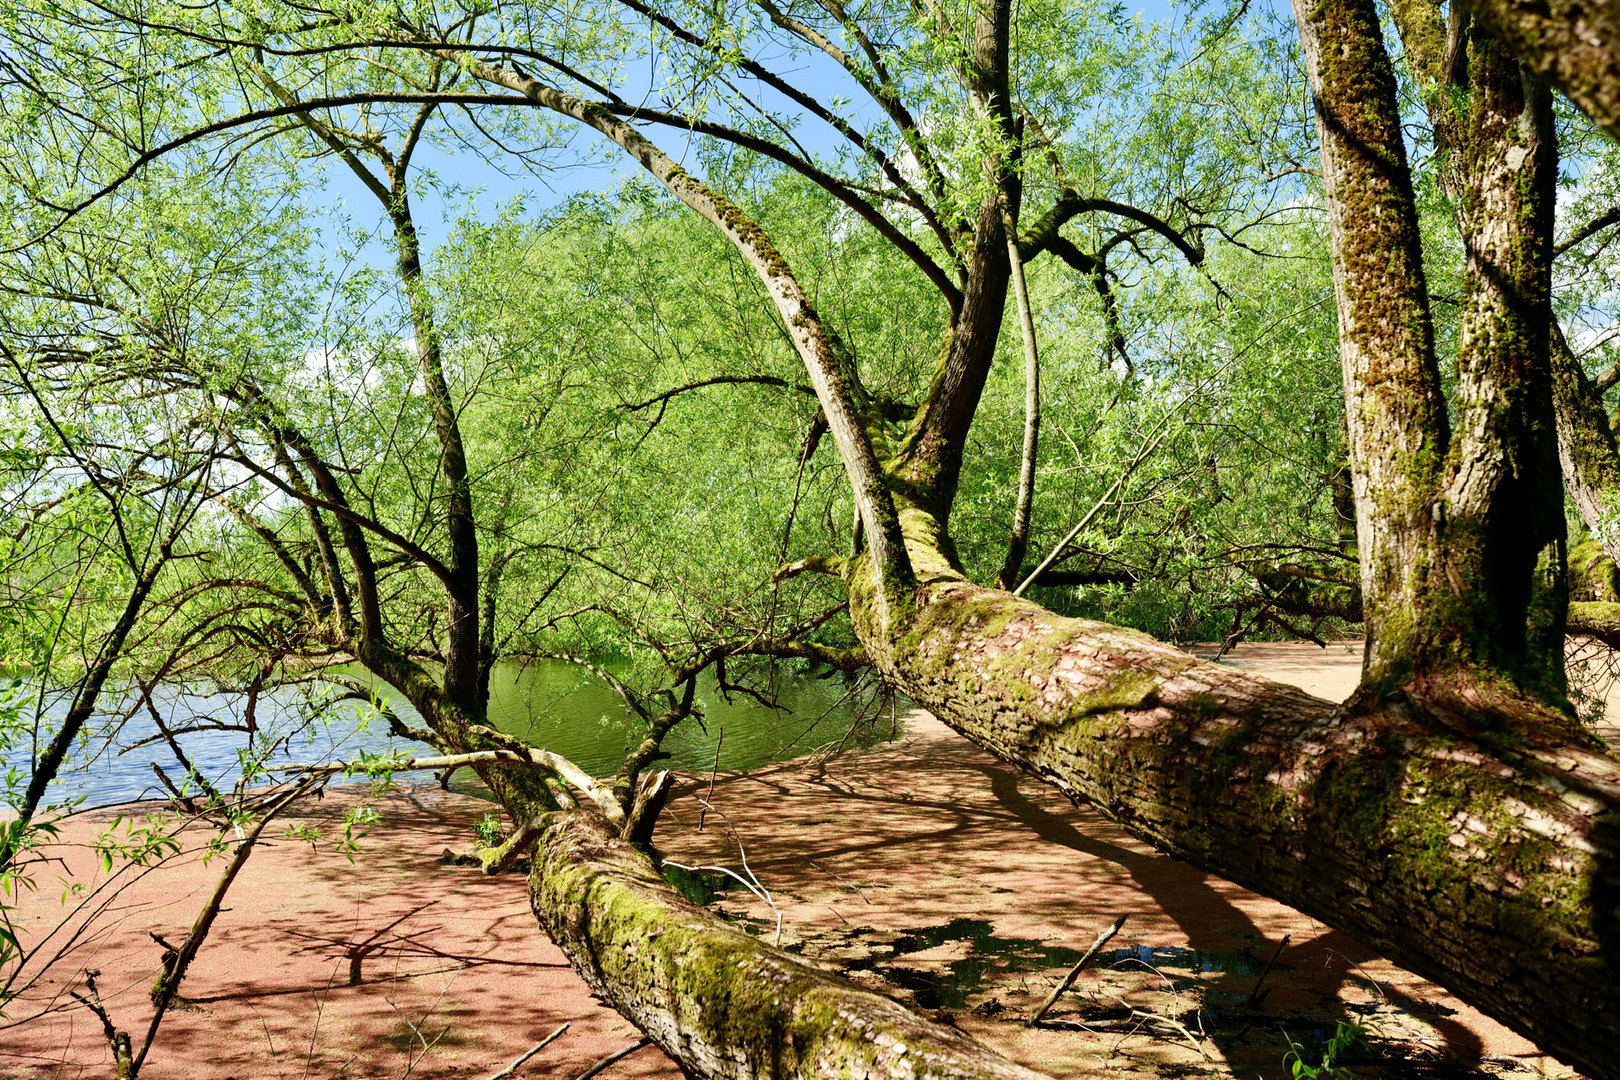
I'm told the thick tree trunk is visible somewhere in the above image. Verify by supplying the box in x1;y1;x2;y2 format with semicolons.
846;514;1620;1080
1459;0;1620;141
1552;322;1620;567
1435;35;1566;695
1291;0;1448;696
529;810;1054;1080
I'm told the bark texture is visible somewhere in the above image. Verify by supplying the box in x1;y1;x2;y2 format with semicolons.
1460;0;1620;140
1435;36;1565;694
848;515;1620;1080
1552;322;1620;567
1291;0;1447;693
1300;0;1569;700
529;811;1056;1080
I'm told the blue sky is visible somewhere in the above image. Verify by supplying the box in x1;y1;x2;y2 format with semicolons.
308;0;1268;261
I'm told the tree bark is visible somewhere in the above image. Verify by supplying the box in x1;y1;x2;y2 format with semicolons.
1459;0;1620;141
1547;318;1620;649
1435;33;1566;695
530;810;1054;1080
892;0;1017;520
1303;0;1569;700
846;512;1620;1080
1552;321;1620;567
1291;0;1448;696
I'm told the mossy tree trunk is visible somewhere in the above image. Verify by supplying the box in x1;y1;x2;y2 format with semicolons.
1291;0;1450;697
1552;325;1620;566
1458;0;1620;141
1383;0;1568;699
1548;323;1620;644
1298;0;1568;703
529;811;1054;1080
843;514;1620;1080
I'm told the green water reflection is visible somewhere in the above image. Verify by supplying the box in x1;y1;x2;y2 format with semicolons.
375;659;902;778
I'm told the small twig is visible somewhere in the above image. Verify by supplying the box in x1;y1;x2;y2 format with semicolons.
1098;995;1209;1059
1014;421;1171;597
1141;1008;1209;1060
394;972;458;1080
805;859;871;904
70;970;133;1076
573;1037;652;1080
697;728;723;831
299;961;344;1080
1028;914;1129;1026
488;1021;570;1080
1248;933;1291;1007
676;801;785;944
664;859;783;946
149;762;197;812
1323;947;1387;1004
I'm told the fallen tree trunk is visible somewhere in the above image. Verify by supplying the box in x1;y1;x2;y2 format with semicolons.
528;810;1055;1080
848;512;1620;1080
1569;601;1620;650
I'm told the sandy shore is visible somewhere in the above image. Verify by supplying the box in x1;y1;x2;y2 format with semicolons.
0;643;1584;1080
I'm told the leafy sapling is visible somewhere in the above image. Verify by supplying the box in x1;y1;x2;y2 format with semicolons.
473;812;505;849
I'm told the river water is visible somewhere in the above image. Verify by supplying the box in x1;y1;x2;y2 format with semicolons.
2;660;899;809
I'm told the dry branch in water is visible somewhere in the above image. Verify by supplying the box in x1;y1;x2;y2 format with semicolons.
1028;914;1129;1025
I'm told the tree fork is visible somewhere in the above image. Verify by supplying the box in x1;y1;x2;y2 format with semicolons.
1459;0;1620;140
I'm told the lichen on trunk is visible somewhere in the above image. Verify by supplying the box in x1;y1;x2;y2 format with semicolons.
842;511;1620;1080
528;810;1055;1080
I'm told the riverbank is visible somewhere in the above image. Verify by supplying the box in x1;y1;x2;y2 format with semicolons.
0;643;1585;1080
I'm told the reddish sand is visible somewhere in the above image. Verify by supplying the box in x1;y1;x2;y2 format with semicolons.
0;643;1586;1080
0;785;667;1080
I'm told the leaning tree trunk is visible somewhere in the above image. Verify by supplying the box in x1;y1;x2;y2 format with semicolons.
846;512;1620;1080
529;810;1055;1080
426;5;1619;1078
